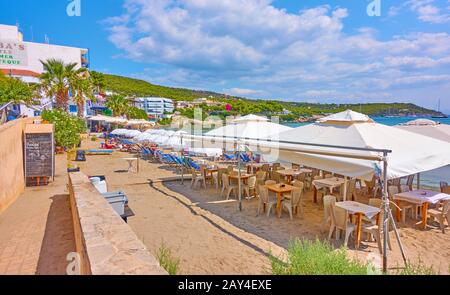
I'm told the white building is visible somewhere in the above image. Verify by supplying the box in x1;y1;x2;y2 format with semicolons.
0;24;89;117
134;97;174;119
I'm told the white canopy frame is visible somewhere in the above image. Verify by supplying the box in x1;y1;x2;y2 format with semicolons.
182;133;407;272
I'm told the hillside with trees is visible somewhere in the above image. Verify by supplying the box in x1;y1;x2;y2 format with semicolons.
99;72;443;120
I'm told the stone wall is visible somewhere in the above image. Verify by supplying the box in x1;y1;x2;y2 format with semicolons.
0;118;36;214
68;171;167;275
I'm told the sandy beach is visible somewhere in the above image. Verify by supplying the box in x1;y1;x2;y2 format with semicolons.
78;138;450;274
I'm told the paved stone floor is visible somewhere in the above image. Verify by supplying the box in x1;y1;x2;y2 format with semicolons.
0;155;75;275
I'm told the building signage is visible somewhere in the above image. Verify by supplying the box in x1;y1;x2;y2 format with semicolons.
0;39;28;66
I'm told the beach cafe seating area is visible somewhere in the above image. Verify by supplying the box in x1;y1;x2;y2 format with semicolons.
98;111;450;256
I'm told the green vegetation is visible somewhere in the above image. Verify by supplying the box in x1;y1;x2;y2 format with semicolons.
105;94;129;117
271;239;370;275
103;73;223;101
126;106;148;120
41;109;86;148
156;242;180;275
0;73;34;105
101;73;442;120
40;59;92;114
271;239;438;275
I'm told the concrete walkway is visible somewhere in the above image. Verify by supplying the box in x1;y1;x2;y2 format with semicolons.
0;155;75;275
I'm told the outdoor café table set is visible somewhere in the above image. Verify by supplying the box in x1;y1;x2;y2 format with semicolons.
393;189;450;229
312;177;346;203
276;168;313;183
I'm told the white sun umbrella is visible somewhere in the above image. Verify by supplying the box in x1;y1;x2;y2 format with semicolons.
156;130;176;146
164;130;189;149
110;129;129;136
266;110;450;181
123;129;142;138
396;119;450;143
203;114;292;152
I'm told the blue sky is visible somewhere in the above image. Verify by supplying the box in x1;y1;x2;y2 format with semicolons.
1;0;450;113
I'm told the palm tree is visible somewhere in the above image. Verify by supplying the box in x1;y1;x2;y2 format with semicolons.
39;59;83;111
71;71;95;117
105;94;129;117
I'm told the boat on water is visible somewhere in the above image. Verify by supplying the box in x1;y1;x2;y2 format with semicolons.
432;99;448;118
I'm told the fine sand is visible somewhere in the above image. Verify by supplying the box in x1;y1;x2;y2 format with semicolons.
79;138;450;274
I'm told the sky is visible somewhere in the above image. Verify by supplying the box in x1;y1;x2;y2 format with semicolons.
1;0;450;114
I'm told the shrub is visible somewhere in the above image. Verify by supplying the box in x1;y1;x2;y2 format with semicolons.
393;260;437;275
271;239;369;275
90;135;97;141
156;242;180;275
41;109;86;148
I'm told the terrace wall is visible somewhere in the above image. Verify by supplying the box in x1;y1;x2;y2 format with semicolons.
68;171;167;275
0;117;35;214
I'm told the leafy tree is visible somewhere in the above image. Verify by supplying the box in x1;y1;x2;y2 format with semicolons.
0;75;34;105
41;109;86;148
91;71;106;93
105;94;129;117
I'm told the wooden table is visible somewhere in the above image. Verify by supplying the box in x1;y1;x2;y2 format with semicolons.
312;177;345;203
204;166;218;186
276;168;313;183
394;190;450;229
229;173;252;182
264;183;295;218
335;201;380;248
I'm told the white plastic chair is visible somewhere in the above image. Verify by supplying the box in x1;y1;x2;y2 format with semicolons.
191;168;206;189
243;176;257;198
257;185;277;217
328;203;355;247
281;186;304;220
427;200;450;233
321;195;336;231
221;173;238;199
362;206;392;254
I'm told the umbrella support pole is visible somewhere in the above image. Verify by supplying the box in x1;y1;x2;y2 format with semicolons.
381;154;407;273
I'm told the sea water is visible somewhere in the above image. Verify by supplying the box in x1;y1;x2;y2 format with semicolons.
283;116;450;190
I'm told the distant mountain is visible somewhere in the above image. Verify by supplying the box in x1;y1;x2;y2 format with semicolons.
101;73;443;118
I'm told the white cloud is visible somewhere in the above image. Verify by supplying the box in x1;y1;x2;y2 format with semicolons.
104;0;450;111
226;88;266;96
406;0;450;24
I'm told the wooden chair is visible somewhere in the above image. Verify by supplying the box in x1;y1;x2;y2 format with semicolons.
292;163;300;170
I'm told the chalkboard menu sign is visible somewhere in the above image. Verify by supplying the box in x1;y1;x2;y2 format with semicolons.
24;124;55;179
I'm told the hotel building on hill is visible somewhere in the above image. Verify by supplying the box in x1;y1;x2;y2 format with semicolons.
0;24;89;118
